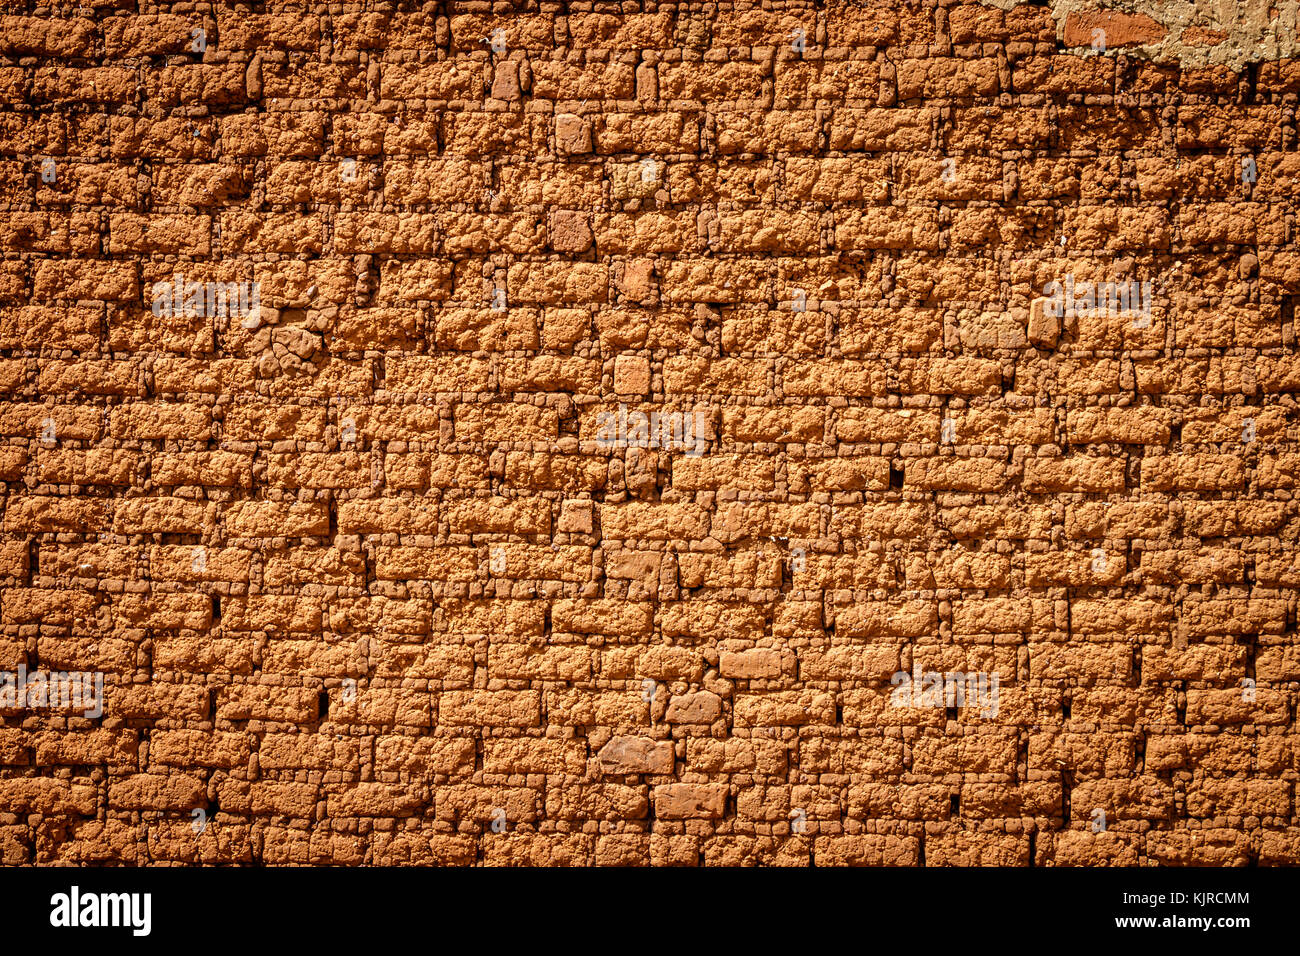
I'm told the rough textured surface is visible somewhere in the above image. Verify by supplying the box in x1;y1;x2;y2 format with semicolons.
993;0;1300;71
1;0;1300;867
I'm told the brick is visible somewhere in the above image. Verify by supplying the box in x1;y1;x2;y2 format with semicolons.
653;784;728;819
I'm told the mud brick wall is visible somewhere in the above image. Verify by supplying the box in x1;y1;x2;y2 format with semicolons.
1;0;1300;867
